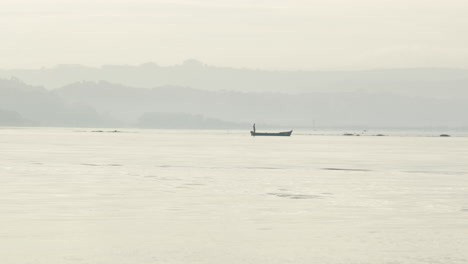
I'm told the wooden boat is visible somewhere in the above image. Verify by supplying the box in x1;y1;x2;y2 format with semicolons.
251;130;293;136
250;123;292;136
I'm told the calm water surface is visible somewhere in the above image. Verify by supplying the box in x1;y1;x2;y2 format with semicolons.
1;128;467;264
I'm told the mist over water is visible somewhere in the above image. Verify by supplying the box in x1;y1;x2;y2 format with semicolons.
3;0;468;262
2;128;467;264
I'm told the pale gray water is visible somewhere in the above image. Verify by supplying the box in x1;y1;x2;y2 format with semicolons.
1;128;468;264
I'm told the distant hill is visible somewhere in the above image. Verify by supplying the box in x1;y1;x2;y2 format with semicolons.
1;61;467;99
0;108;35;126
55;80;468;128
0;78;115;127
1;77;467;128
137;112;248;129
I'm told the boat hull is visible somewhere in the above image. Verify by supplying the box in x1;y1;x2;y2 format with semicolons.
250;130;292;136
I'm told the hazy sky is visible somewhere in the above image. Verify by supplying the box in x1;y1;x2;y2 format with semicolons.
1;0;468;70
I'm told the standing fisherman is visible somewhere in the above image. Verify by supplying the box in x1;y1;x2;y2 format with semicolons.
253;123;256;133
